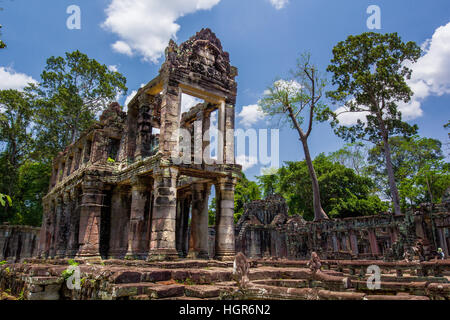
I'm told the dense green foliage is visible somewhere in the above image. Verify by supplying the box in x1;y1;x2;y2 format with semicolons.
368;135;450;209
0;51;127;226
209;173;261;225
258;154;389;220
29;50;127;163
326;32;422;215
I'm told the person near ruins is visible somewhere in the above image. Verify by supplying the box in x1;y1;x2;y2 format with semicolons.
307;251;322;273
437;248;445;260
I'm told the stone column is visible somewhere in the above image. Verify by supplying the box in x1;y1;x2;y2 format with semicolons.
148;167;179;260
159;82;181;158
368;229;380;256
217;101;225;163
50;197;63;258
109;185;131;259
224;103;235;164
188;183;211;259
126;177;151;259
175;193;191;257
215;176;236;260
55;192;71;258
349;231;359;255
77;179;105;258
37;201;50;258
134;94;153;161
81;139;92;164
67;188;80;257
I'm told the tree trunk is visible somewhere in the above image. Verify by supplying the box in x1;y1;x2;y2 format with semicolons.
301;138;329;221
382;135;401;216
425;176;433;204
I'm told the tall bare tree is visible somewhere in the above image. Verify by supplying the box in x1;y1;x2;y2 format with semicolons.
259;53;330;221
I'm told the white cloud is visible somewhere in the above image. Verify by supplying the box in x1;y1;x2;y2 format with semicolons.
335;105;370;126
269;0;289;10
108;65;119;72
0;67;37;90
236;154;258;171
123;83;145;111
400;21;450;120
112;41;133;57
102;0;221;63
124;90;138;108
181;93;202;114
335;22;450;125
238;104;266;128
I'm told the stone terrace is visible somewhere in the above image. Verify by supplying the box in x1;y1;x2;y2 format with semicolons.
1;258;449;300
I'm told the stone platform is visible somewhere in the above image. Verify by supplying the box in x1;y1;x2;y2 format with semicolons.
1;258;449;300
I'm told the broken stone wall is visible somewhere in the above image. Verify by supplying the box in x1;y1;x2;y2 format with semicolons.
236;195;450;261
0;224;40;262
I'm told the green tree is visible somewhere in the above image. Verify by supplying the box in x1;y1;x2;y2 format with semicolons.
257;167;280;198
259;53;331;221
328;142;368;176
368;135;449;209
327;32;421;216
0;89;34;223
259;154;388;220
29;50;127;163
208;172;261;225
0;25;6;49
11;161;51;226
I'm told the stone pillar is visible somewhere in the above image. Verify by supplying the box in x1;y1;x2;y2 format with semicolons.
148;167;179;260
126;177;151;259
90;131;107;164
67;188;80;257
109;185;131;259
215;176;236;260
349;231;359;255
37;201;50;258
134;94;153;161
82;139;92;164
159;82;181;158
176;194;191;257
217;101;225;163
77;179;105;258
55;192;71;258
65;156;73;177
368;229;380;256
224;103;235;164
50;163;58;188
50;197;63;258
188;183;211;259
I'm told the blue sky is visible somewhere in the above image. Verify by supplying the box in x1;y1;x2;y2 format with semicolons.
1;0;449;180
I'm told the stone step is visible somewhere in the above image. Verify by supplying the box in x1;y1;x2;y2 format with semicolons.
364;294;429;300
112;283;185;299
184;285;222;298
252;279;308;289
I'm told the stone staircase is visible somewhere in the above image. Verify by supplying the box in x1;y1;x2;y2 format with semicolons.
1;258;449;300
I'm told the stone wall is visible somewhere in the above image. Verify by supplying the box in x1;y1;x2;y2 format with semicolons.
0;224;40;262
235;195;450;261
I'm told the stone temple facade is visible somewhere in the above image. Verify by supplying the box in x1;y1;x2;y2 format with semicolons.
38;29;241;261
236;194;450;261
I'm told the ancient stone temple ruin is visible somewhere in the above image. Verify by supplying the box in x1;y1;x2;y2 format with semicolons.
38;29;241;261
236;194;450;261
